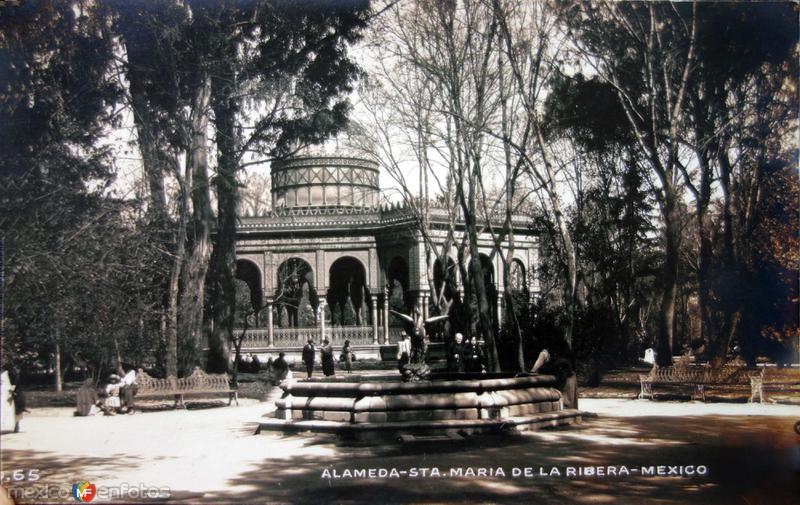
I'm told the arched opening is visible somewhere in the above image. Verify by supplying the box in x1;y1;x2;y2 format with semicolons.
509;259;527;294
327;257;370;326
235;259;263;327
387;256;410;324
276;258;317;327
505;258;530;337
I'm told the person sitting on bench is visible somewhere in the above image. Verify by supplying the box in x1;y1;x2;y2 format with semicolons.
118;367;137;414
104;375;122;415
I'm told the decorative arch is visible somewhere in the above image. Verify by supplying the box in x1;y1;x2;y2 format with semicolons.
508;258;527;293
276;257;317;327
386;256;411;315
235;259;263;326
324;251;371;290
327;256;370;326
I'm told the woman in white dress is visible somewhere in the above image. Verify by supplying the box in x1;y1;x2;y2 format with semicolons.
1;370;16;433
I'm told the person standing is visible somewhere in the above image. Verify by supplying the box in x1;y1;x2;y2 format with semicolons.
1;370;17;433
340;340;354;374
396;332;412;373
448;333;465;372
272;352;291;381
320;338;335;377
302;339;316;378
464;337;485;373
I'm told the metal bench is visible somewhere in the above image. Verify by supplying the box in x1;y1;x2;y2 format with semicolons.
638;363;758;402
135;367;239;408
750;367;800;403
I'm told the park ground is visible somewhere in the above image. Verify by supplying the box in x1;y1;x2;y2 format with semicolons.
1;373;799;505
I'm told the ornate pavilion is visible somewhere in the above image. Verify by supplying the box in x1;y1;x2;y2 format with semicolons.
233;154;540;361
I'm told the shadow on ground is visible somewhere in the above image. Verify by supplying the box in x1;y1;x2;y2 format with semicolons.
182;415;800;505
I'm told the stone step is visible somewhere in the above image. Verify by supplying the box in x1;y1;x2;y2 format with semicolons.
397;433;465;443
257;409;582;436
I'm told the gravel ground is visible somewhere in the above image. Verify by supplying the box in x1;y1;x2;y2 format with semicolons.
1;396;798;505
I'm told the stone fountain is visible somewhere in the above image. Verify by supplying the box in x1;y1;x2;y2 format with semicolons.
257;371;581;442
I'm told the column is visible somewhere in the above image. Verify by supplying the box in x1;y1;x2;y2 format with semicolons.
371;294;379;344
318;299;327;341
383;288;390;344
496;290;504;328
422;291;430;320
266;298;274;347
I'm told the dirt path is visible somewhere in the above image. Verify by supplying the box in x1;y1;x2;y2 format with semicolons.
1;399;798;504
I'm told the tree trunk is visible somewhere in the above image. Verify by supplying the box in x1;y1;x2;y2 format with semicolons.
54;333;62;393
178;75;213;373
536;126;578;350
657;190;681;366
499;51;524;372
208;68;238;374
461;162;500;372
128;74;168;226
712;148;740;366
166;153;187;378
687;93;717;360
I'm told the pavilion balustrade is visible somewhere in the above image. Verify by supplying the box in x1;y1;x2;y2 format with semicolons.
235;326;411;348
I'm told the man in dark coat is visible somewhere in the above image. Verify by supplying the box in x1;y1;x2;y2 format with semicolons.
320;338;335;377
272;352;290;381
302;339;316;378
464;337;485;373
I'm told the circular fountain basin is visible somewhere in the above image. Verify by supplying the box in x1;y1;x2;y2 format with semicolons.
258;372;582;442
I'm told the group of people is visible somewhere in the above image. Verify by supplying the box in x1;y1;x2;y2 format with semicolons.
236;353;262;374
75;367;138;416
447;332;487;373
301;338;356;378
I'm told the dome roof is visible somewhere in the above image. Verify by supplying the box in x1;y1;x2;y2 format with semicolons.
271;155;380;210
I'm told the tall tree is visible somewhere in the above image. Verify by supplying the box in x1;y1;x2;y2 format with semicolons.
108;0;217;377
561;1;698;365
678;3;797;364
198;1;370;372
0;0;122;389
543;73;658;363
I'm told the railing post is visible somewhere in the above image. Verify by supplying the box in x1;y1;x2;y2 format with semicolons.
318;300;327;342
383;288;389;345
371;294;379;344
266;298;274;347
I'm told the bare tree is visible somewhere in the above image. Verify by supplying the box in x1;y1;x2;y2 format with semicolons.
360;0;507;370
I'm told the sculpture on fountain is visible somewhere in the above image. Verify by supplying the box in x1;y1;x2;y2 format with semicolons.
390;299;452;381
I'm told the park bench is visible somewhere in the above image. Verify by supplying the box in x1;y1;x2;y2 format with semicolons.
135;367;239;408
638;362;759;402
749;367;800;403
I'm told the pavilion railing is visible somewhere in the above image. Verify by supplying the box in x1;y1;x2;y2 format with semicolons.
234;326;411;348
387;327;405;343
